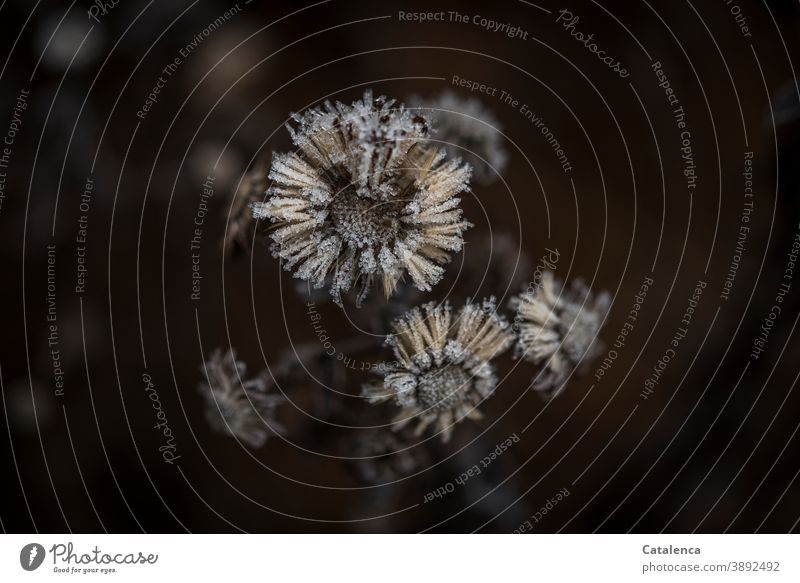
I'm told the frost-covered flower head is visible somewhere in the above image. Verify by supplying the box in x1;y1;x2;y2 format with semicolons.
250;90;472;306
411;91;508;184
511;271;610;398
364;298;513;442
198;348;284;448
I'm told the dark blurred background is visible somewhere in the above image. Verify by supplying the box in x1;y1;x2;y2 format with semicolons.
1;0;800;533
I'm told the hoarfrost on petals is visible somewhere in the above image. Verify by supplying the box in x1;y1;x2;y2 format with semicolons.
363;298;513;442
512;271;610;398
198;348;285;448
253;90;472;307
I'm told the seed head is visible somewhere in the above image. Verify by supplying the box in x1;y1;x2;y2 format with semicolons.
364;297;513;442
512;271;610;397
251;90;472;306
198;348;284;448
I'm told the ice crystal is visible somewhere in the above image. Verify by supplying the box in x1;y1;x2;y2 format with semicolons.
511;271;611;398
364;298;513;442
250;90;472;306
411;91;508;184
198;348;284;448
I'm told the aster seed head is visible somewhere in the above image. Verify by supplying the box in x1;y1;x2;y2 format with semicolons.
511;270;611;398
364;297;513;442
250;90;473;306
198;348;285;448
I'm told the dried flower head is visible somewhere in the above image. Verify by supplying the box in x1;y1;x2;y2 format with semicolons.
511;271;611;397
410;91;508;184
198;348;284;448
364;298;513;442
250;90;472;306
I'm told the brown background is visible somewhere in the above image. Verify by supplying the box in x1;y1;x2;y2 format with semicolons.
0;0;799;532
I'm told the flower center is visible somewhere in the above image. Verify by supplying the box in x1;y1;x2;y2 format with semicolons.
328;189;403;247
416;365;472;412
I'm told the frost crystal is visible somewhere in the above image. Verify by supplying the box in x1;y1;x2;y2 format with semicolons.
410;91;508;184
511;271;611;398
198;348;284;448
250;90;472;306
364;298;513;442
